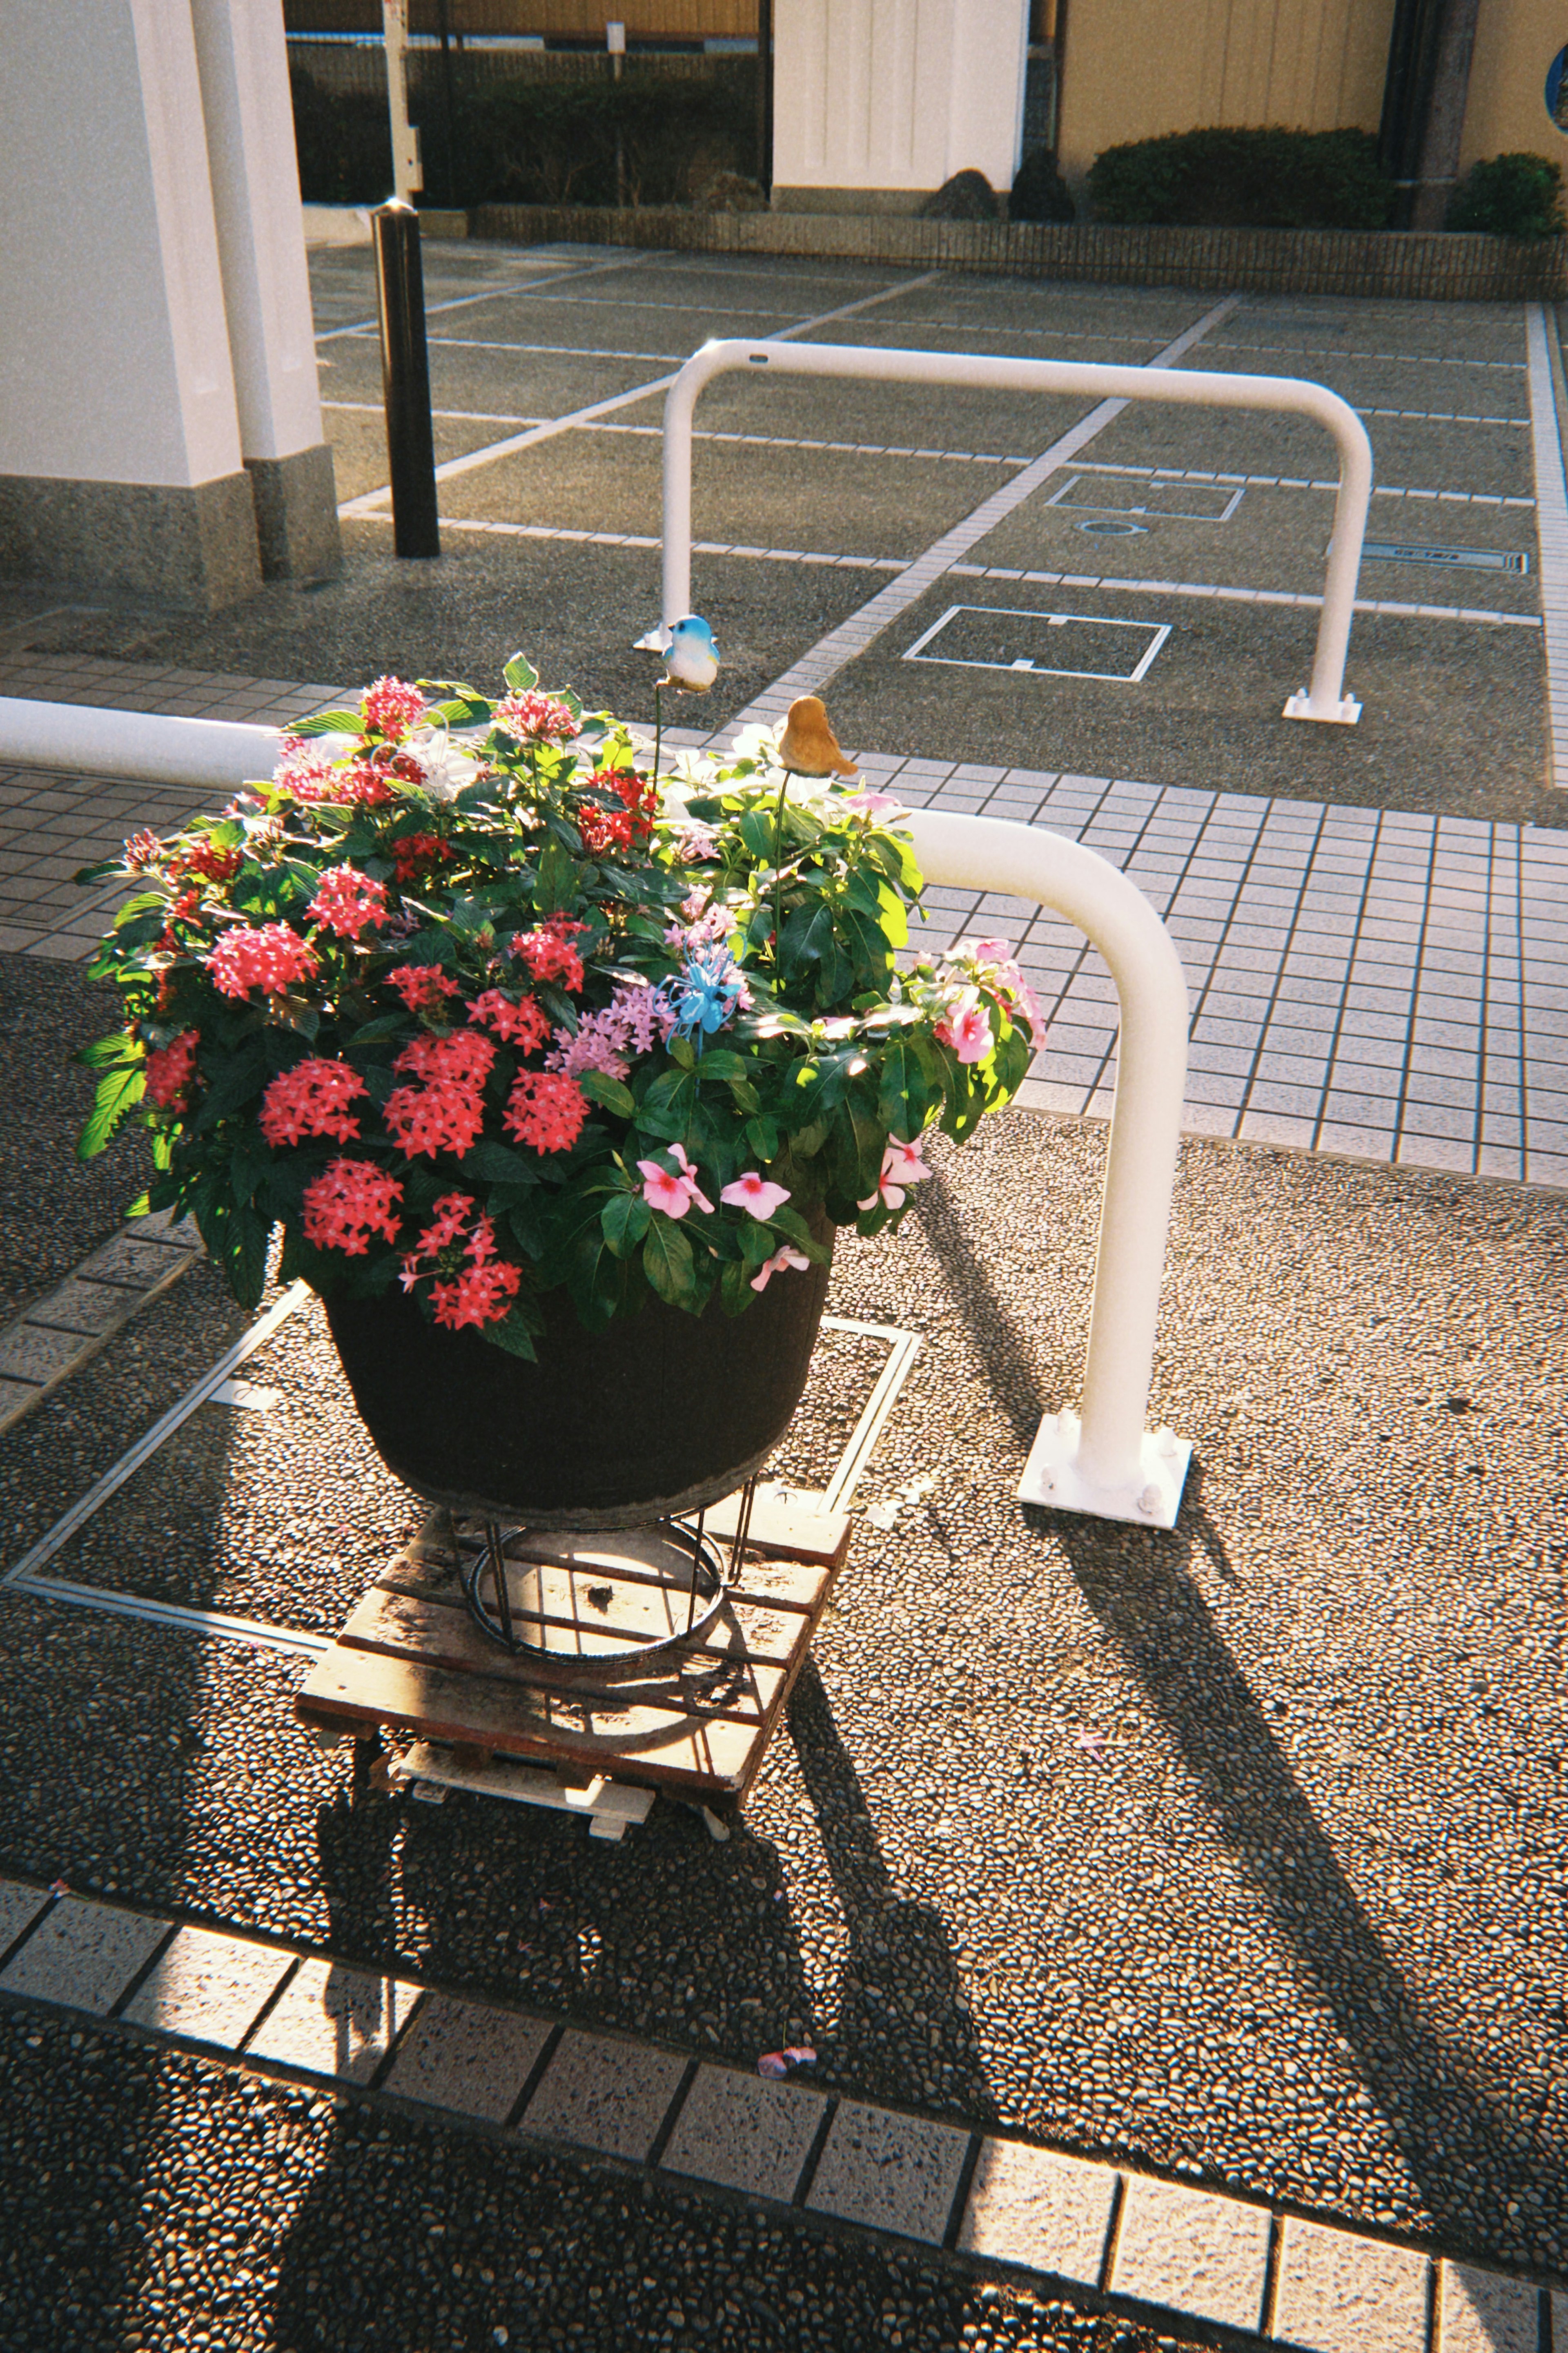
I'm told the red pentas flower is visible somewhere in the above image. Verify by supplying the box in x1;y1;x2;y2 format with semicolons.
511;917;588;993
493;691;576;745
383;1031;496;1161
206;923;319;1000
302;1158;403;1254
258;1058;368;1147
466;990;550;1051
361;676;425;741
310;866;390;942
391;832;455;886
144;1031;200;1111
431;1260;522;1330
578;768;656;857
503;1070;589;1154
176;840;243;886
388;964;461;1015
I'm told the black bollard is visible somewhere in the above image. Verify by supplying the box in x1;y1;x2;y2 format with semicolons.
372;198;440;560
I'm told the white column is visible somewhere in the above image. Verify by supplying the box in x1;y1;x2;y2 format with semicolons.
189;0;342;579
0;0;260;609
772;0;1029;212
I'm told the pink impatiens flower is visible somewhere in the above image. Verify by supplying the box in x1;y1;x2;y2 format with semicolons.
750;1245;811;1291
637;1142;713;1218
720;1171;791;1219
310;865;389;942
934;990;994;1065
858;1133;932;1213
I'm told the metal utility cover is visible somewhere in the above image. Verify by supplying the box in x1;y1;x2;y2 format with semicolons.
904;605;1171;684
1047;473;1243;523
1363;539;1527;575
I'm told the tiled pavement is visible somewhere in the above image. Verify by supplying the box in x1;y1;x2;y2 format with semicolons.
0;1206;200;1435
2;650;1564;1189
0;1874;1558;2353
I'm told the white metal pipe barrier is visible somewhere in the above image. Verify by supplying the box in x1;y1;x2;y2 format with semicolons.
662;338;1373;725
0;701;1195;1528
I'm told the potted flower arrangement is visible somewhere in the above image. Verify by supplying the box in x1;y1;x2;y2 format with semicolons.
77;661;1042;1522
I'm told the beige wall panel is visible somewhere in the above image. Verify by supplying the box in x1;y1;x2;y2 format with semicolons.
1058;0;1398;181
1459;0;1566;167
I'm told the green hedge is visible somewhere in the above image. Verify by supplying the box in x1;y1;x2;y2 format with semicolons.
1088;127;1393;231
288;58;758;211
1446;152;1566;240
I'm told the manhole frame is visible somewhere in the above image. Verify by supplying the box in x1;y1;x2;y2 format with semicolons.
903;602;1173;685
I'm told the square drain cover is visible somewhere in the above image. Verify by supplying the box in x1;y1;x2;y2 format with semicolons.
904;604;1170;683
1363;539;1527;575
1048;473;1243;522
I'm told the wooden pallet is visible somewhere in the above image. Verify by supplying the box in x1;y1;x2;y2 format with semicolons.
296;1483;852;1809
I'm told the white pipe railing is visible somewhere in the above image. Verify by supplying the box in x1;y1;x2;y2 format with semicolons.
900;807;1191;1526
0;700;1195;1527
663;338;1372;725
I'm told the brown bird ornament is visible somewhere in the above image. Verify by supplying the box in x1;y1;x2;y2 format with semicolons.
776;696;859;780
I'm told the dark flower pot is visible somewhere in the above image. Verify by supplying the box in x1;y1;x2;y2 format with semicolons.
323;1220;833;1528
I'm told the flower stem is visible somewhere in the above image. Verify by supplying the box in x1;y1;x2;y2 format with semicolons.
653;678;664;790
773;766;789;974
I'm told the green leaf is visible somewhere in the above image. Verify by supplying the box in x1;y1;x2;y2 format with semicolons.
76;1032;137;1073
346;1013;408;1047
641;1213;695;1307
532;837;577;915
287;707;363;738
719;1257;756;1316
463;1139;538;1184
483;1308;539;1361
578;1068;634;1117
78;1061;146;1160
601;1191;650;1256
503;651;539;694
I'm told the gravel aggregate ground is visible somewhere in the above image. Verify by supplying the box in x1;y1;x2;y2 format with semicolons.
0;1113;1561;2295
0;955;149;1325
0;2008;1186;2353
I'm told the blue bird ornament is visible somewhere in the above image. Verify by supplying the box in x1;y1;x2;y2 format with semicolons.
634;613;720;693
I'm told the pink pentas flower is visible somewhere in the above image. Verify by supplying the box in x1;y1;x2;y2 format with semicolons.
258;1057;367;1147
310;865;389;942
934;990;993;1065
546;983;674;1082
302;1158;403;1254
205;923;318;1000
493;691;577;745
751;1244;811;1291
858;1133;932;1213
124;830;164;874
842;788;903;818
720;1171;791;1219
143;1030;199;1111
361;676;425;742
503;1070;590;1153
637;1142;713;1218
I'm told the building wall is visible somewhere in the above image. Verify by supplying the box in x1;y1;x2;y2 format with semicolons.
1458;0;1567;168
772;0;1029;205
1056;0;1399;183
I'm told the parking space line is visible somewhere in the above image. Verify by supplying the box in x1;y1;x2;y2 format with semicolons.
727;293;1243;723
1066;462;1533;507
1206;341;1524;370
1523;305;1568;789
379;514;904;571
946;564;1540;627
1354;407;1528;426
336;270;943;518
313;247;652;343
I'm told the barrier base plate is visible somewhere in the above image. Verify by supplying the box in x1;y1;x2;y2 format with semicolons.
1016;1412;1192;1529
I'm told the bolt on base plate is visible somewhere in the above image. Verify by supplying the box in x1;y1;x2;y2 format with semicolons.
1016;1412;1192;1529
1283;690;1361;725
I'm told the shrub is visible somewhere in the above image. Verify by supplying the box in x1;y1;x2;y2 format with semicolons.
1008;149;1076;223
1445;152;1565;240
289;64;391;204
1087;127;1394;231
